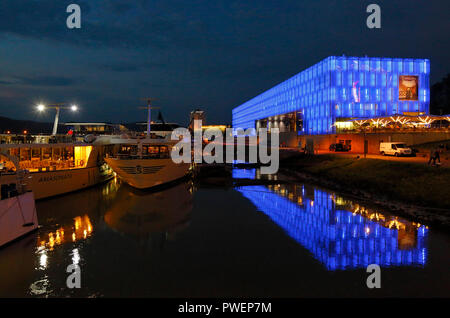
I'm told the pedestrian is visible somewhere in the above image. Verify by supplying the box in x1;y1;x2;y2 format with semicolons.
435;148;441;164
428;148;436;166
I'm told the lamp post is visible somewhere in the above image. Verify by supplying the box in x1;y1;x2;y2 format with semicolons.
36;103;78;135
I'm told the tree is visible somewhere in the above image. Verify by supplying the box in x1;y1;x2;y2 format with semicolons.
430;74;450;115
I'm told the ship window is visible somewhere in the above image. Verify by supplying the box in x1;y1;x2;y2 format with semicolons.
74;146;92;167
64;147;74;160
42;148;52;160
119;146;131;154
159;146;169;158
31;148;41;159
52;148;61;160
20;148;31;161
142;145;161;158
9;148;19;158
119;145;138;155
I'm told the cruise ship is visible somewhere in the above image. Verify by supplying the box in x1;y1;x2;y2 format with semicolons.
0;136;114;200
103;134;191;189
99;104;191;190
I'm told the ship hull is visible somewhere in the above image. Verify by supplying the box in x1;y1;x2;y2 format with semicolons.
0;192;38;248
105;158;190;189
1;166;113;200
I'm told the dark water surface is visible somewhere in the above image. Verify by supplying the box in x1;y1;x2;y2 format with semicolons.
1;170;450;297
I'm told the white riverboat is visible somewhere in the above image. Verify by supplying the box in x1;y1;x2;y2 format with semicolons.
103;135;191;189
0;139;114;199
0;171;38;248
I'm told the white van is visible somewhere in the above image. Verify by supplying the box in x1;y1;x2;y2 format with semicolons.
380;142;412;157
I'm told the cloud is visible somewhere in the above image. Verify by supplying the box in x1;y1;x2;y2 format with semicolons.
0;0;449;125
19;76;78;86
0;0;222;50
98;63;141;72
0;75;78;87
97;61;163;72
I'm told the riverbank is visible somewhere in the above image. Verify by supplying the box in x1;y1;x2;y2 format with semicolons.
192;155;450;229
280;154;450;228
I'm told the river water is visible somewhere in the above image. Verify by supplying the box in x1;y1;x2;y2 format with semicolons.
1;169;449;297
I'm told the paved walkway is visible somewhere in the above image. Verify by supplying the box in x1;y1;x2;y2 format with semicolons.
280;148;450;167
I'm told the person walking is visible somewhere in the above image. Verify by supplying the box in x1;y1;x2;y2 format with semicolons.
435;148;441;164
428;148;436;166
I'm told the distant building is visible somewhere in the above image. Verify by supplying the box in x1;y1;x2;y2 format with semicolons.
64;123;125;134
134;122;182;138
201;124;230;132
189;110;206;131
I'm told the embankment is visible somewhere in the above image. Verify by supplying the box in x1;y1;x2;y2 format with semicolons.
280;154;450;228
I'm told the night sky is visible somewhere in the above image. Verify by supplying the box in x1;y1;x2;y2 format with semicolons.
0;0;449;125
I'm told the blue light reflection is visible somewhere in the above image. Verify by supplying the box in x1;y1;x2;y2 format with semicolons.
234;170;428;270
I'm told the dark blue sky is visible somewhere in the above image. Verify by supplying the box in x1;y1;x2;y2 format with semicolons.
0;0;449;125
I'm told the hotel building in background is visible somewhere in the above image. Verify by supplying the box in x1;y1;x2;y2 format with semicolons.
232;56;430;135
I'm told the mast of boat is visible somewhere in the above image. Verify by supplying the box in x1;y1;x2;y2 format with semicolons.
139;98;159;138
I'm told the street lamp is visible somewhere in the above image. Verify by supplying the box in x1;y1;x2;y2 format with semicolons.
36;103;78;135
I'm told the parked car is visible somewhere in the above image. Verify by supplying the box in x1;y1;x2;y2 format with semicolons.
329;143;350;152
379;142;412;156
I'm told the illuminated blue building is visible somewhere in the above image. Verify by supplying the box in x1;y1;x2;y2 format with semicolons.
232;56;430;135
233;169;428;270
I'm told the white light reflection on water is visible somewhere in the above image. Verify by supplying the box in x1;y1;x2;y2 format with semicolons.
71;249;80;265
28;215;94;296
29;276;52;296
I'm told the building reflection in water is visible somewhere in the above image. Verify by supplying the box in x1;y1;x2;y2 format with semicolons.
233;169;428;271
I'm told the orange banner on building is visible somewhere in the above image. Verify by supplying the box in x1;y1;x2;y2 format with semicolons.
399;75;419;101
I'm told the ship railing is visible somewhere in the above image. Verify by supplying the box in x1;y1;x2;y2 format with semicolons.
0;134;78;145
17;159;82;171
114;154;140;160
109;153;171;160
141;153;170;159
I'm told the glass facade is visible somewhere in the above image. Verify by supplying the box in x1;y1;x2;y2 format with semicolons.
232;56;430;135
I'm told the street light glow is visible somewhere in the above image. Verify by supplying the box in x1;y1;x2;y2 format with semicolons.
33;103;78;135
